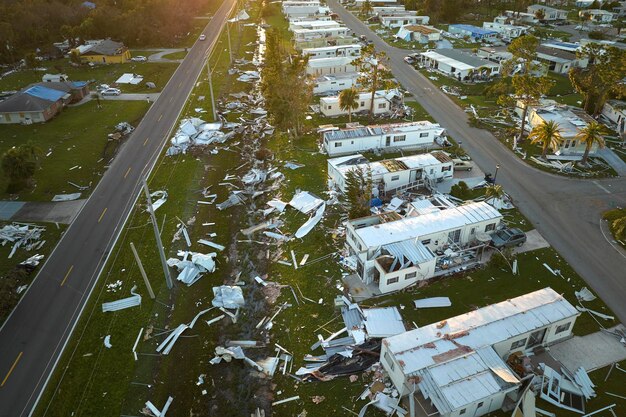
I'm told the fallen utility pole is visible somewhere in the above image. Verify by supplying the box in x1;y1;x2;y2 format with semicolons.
142;179;173;289
207;62;217;121
130;242;155;299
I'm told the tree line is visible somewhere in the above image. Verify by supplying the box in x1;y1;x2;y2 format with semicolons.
0;0;208;64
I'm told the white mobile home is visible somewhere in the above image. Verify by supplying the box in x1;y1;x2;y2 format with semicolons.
306;56;356;76
295;36;357;51
344;200;501;293
381;287;579;417
581;9;615;22
373;6;413;16
419;49;501;81
380;15;430;29
395;25;441;43
283;3;330;19
302;44;362;59
521;102;600;155
503;10;539;24
448;24;498;41
536;45;587;74
527;4;569;20
482;21;529;39
601;100;626;136
323;121;444;156
319;90;397;117
289;20;341;31
313;73;359;95
328;152;453;194
292;27;351;42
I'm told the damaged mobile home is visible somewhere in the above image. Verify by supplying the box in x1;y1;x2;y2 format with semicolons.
344;198;501;294
380;288;580;417
323;121;445;156
327;151;453;195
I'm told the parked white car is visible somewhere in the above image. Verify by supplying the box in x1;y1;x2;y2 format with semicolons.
131;56;147;62
199;34;206;41
101;88;121;96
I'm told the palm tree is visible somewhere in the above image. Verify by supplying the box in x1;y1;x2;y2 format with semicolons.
339;87;360;123
485;184;504;201
575;121;607;165
360;0;373;17
528;120;563;158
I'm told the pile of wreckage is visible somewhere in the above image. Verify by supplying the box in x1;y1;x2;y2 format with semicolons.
0;222;46;259
166;118;236;155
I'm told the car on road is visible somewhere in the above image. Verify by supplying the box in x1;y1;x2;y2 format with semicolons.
452;159;473;171
404;56;415;64
490;228;527;249
131;56;147;62
199;34;206;41
101;88;121;96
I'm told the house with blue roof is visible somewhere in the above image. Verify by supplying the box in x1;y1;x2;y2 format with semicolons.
0;81;89;124
448;24;498;41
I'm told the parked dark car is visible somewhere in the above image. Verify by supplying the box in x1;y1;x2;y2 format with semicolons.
491;228;527;249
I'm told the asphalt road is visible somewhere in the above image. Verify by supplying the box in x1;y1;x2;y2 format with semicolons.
0;0;235;415
329;0;626;321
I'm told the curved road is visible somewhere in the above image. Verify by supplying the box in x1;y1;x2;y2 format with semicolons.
0;0;235;415
328;0;626;321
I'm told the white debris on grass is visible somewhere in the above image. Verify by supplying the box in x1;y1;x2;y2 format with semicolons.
167;250;217;286
212;286;245;309
104;335;112;348
0;223;46;258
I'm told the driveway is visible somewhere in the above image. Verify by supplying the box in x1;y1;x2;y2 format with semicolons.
102;93;161;101
327;0;626;323
0;200;86;224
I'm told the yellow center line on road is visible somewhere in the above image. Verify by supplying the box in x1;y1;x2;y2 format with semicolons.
158;114;163;122
143;137;150;146
98;207;108;223
124;167;132;179
60;265;74;287
1;352;23;388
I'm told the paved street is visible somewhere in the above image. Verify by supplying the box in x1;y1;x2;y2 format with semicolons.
0;0;235;415
328;0;626;321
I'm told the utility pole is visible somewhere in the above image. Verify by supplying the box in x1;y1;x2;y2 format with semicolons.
142;179;173;289
226;22;233;64
130;242;156;299
207;62;217;121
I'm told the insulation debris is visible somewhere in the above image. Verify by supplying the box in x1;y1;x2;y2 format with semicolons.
102;285;142;312
0;223;46;258
212;286;245;309
295;203;325;239
167;251;217;286
104;335;112;348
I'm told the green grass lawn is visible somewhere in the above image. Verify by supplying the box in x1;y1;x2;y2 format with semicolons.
0;222;67;323
28;5;626;417
0;100;150;200
161;50;188;60
0;59;178;93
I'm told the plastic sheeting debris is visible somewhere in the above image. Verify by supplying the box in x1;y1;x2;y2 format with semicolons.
150;191;168;211
212;286;245;309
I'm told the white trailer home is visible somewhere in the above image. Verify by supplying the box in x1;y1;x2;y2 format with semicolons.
601;100;625;136
313;73;359;95
419;49;501;81
482;21;529;40
282;2;330;19
380;288;579;417
527;4;569;20
319;90;398;117
344;200;501;293
302;44;362;59
323;121;445;156
327;151;453;194
306;56;356;76
395;25;441;43
292;27;351;42
520;101;601;155
380;15;430;29
289;20;341;31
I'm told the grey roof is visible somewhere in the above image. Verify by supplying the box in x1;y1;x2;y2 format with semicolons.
325;126;383;141
84;39;126;56
536;46;576;61
430;48;499;68
0;92;55;113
